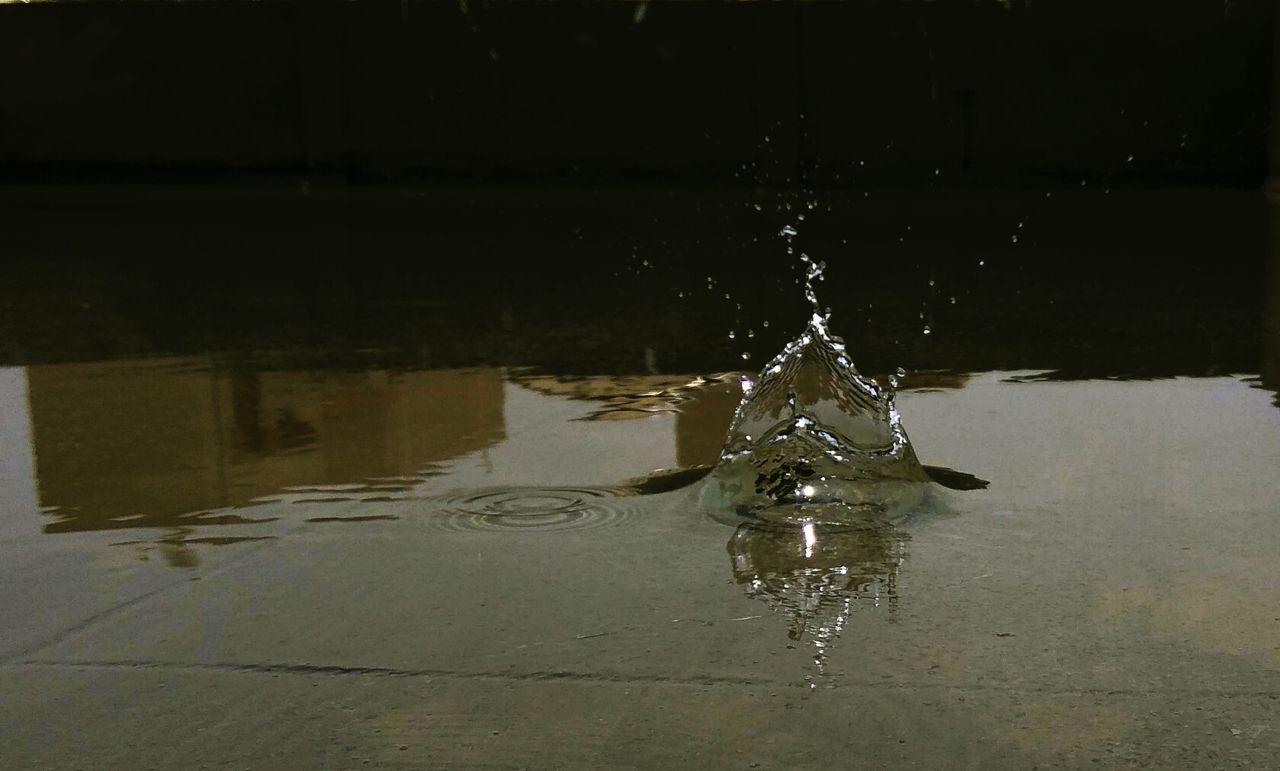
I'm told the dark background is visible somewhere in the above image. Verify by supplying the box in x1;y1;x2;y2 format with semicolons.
0;0;1273;185
0;0;1276;384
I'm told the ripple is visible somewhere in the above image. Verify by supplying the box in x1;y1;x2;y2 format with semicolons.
432;487;635;532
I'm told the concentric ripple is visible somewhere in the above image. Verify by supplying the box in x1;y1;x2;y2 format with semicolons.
433;486;636;532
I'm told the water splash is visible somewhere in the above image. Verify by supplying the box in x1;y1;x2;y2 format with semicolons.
704;253;928;525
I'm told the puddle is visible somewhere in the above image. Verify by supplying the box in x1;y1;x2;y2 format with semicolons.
1;189;1279;765
432;486;638;532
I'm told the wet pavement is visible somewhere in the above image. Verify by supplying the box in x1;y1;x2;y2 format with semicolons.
2;186;1279;768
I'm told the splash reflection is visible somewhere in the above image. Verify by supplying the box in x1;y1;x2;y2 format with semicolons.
727;515;907;684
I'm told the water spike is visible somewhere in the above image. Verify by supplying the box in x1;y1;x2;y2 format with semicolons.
705;254;928;522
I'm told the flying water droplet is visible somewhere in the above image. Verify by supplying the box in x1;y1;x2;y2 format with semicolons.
779;225;798;238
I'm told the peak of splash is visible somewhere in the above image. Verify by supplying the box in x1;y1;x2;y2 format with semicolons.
706;254;927;524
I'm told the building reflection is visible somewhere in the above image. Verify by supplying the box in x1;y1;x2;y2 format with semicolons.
26;358;505;533
726;518;907;682
22;355;974;538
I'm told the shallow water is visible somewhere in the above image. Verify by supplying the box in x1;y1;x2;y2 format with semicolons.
2;187;1280;767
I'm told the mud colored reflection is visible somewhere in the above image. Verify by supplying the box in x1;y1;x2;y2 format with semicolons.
728;519;906;683
27;358;504;533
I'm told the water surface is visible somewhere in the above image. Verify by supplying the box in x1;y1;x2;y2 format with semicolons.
2;187;1279;767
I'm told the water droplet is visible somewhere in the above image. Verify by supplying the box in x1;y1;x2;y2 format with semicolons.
753;203;763;211
978;260;985;267
922;325;931;335
747;329;755;339
741;352;751;361
928;279;935;287
950;296;956;304
762;320;770;328
1127;154;1134;162
797;213;806;222
728;331;736;340
934;168;941;176
896;367;907;378
642;259;650;267
1011;235;1019;244
779;225;797;238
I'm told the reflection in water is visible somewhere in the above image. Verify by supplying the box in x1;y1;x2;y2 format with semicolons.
512;372;738;423
111;530;279;569
727;517;907;684
432;486;639;532
14;352;976;547
25;358;505;533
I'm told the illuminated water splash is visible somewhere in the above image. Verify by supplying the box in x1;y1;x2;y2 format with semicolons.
705;249;928;525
